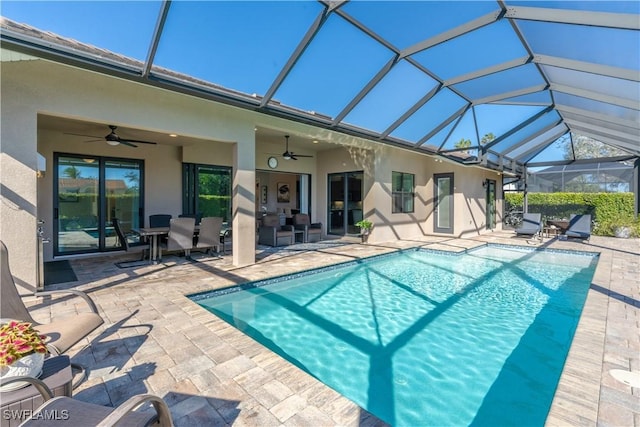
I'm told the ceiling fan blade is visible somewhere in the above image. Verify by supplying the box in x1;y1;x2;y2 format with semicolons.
119;138;157;145
84;139;104;143
292;154;313;158
119;141;138;148
65;132;103;138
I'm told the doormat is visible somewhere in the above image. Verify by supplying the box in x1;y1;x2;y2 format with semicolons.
44;260;78;285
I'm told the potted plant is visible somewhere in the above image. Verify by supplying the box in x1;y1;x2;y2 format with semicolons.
355;219;373;243
0;320;48;389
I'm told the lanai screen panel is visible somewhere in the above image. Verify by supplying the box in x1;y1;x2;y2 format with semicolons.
1;0;638;169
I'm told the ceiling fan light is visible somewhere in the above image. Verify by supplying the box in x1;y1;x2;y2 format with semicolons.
283;153;291;160
106;140;120;146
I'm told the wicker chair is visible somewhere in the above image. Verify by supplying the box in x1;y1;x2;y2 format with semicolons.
258;214;294;246
292;214;322;243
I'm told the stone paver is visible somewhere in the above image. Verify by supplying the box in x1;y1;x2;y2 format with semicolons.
26;234;639;425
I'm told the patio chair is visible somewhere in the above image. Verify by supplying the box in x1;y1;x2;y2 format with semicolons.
149;214;172;228
565;214;592;241
258;214;294;247
0;240;104;386
159;217;196;261
292;213;322;243
179;212;203;225
514;213;542;239
194;216;223;257
112;218;147;268
13;378;173;427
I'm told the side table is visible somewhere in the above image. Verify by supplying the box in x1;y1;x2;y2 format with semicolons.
1;356;72;427
543;226;560;238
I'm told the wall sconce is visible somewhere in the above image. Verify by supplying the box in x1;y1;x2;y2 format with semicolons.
482;179;488;188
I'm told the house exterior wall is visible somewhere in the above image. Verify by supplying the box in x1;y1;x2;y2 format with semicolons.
1;53;501;293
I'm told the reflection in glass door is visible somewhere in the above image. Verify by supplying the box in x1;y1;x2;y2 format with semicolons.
55;154;143;255
434;173;454;234
328;171;363;235
105;159;143;247
486;179;496;230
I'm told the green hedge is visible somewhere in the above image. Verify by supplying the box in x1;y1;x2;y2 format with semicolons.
504;192;638;237
198;195;231;221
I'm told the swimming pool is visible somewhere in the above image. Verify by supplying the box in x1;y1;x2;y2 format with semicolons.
191;245;599;426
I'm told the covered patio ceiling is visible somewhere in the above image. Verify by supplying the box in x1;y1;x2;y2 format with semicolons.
1;1;638;176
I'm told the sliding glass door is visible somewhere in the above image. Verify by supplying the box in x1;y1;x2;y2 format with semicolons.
54;154;144;255
328;171;363;235
182;164;232;223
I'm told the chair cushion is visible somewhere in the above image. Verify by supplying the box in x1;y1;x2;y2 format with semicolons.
262;215;280;227
36;312;104;354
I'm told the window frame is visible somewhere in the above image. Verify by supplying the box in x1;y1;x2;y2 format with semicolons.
391;171;415;213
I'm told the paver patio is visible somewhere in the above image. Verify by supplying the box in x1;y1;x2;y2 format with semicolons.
24;233;639;426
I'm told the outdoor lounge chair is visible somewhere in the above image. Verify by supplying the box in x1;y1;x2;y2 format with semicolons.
514;213;542;239
565;214;591;241
1;240;104;386
6;375;173;427
292;213;322;243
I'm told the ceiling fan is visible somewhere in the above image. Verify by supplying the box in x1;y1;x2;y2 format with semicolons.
282;135;312;160
65;125;158;148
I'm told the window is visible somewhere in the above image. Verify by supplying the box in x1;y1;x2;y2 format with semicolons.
392;171;414;213
182;163;232;222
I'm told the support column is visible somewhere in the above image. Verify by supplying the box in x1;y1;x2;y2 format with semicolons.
0;106;38;293
232;131;256;266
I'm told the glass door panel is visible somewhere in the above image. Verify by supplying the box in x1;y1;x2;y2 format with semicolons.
105;159;142;248
328;174;345;234
486;179;496;230
328;172;364;235
346;172;363;234
54;154;144;255
434;173;454;234
56;156;100;254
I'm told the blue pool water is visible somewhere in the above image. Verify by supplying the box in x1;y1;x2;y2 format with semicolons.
191;245;598;426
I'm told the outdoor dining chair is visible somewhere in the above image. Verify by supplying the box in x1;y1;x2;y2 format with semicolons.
194;216;223;257
159;217;196;261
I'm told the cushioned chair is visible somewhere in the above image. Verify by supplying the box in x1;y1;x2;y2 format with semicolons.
195;216;223;257
292;214;322;243
258;214;294;247
159;217;196;261
565;214;591;241
1;240;104;386
514;213;542;239
7;376;173;427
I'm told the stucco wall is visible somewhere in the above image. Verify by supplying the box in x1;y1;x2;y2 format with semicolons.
2;58;259;288
2;53;503;292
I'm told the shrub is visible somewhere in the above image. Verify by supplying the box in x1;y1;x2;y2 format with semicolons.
504;192;636;236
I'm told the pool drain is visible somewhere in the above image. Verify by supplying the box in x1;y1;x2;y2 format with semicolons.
609;369;640;388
